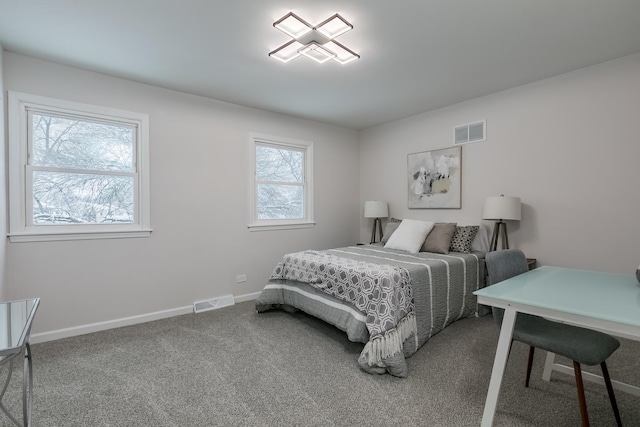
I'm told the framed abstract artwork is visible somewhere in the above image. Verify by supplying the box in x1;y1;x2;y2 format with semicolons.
407;146;461;209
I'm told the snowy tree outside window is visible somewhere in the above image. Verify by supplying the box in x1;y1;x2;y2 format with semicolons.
255;144;304;219
8;91;151;242
31;113;136;225
250;135;314;229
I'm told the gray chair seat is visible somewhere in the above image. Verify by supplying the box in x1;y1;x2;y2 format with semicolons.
512;313;620;366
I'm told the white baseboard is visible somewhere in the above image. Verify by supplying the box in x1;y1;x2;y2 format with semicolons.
31;290;262;344
234;291;261;303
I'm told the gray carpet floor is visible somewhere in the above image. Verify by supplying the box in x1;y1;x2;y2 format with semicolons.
1;301;638;426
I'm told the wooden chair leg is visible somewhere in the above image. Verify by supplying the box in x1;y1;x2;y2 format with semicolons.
600;362;622;426
573;361;590;427
525;346;535;387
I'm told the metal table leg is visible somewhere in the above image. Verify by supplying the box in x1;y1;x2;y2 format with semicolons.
23;343;33;427
0;344;34;427
0;356;23;426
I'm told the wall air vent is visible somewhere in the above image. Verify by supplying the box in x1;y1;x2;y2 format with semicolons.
454;120;486;145
193;295;235;314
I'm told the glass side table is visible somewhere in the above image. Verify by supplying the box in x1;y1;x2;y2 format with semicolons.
0;298;40;427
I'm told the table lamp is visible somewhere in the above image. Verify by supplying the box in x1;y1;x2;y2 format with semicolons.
482;195;521;251
364;201;388;244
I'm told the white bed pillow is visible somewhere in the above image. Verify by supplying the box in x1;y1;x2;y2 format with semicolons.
384;219;434;254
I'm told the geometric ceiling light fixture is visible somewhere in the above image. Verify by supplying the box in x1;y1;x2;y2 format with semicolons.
299;42;337;64
269;40;306;63
315;14;353;39
273;12;313;39
269;12;360;64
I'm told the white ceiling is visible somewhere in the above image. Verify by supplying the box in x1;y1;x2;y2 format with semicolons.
1;0;640;130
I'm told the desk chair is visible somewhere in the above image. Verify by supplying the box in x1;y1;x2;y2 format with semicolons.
485;249;622;427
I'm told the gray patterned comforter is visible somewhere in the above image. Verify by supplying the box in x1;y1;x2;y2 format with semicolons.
261;245;484;377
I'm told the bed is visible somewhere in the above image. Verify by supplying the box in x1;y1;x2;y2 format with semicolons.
255;222;487;377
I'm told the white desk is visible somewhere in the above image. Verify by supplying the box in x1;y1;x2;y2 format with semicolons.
473;266;640;427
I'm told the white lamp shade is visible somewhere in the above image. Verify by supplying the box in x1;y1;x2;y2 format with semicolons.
482;196;521;221
364;201;388;218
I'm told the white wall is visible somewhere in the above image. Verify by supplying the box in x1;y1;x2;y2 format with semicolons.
5;50;639;339
3;52;360;338
0;46;7;301
360;53;640;274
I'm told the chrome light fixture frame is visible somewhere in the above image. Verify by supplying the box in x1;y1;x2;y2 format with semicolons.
269;12;360;64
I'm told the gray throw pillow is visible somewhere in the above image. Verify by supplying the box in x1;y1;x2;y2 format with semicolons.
449;225;480;254
421;222;457;254
381;218;402;243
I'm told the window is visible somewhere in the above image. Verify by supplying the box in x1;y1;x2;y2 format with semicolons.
249;134;314;230
8;91;151;242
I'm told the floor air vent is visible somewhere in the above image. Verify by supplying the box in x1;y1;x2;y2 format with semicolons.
193;295;235;313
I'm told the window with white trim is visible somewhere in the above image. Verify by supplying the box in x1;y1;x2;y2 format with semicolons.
249;134;314;230
8;91;151;242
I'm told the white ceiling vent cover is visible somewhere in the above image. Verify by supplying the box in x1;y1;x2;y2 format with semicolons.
454;120;486;145
193;295;235;314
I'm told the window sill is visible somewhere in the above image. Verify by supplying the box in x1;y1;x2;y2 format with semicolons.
247;221;316;232
8;229;153;243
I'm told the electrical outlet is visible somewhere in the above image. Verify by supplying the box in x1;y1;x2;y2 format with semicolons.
236;274;247;283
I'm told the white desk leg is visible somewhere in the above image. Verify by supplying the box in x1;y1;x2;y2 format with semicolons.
542;351;556;381
481;307;517;427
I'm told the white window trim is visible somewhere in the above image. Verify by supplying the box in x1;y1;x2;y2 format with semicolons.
7;91;152;242
248;133;315;231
